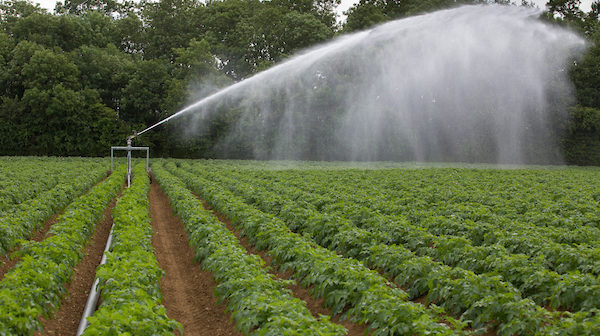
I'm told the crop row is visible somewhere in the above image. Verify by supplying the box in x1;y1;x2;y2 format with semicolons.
194;164;600;311
175;162;600;335
162;161;465;336
0;166;124;335
82;163;180;335
0;163;108;256
0;158;105;215
152;163;346;335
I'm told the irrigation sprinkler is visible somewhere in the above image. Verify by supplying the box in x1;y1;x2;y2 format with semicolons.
110;131;149;188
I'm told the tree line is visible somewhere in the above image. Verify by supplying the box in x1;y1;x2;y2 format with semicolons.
0;0;599;164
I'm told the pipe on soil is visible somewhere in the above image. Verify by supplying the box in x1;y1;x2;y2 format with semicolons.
76;224;114;336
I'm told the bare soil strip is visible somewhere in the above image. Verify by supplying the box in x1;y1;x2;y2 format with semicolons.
150;181;241;336
199;199;369;336
37;194;119;336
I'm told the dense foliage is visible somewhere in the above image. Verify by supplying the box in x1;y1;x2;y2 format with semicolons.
164;159;600;334
0;0;336;157
0;163;124;335
0;0;598;164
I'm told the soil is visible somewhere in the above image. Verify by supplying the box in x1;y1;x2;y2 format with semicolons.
199;200;369;336
38;195;119;336
149;180;240;336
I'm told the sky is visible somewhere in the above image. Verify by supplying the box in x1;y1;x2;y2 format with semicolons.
32;0;595;20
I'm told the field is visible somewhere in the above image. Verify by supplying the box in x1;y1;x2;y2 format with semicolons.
1;157;600;335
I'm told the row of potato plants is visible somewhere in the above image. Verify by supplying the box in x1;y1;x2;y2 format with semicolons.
163;162;463;336
0;158;105;215
0;166;125;335
0;161;108;256
152;163;347;335
182;164;556;335
82;163;181;335
207;165;600;312
181;162;600;253
310;166;600;229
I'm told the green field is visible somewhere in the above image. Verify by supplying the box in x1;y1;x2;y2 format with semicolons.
1;157;600;335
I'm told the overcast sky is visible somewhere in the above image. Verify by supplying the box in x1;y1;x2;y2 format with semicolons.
32;0;595;21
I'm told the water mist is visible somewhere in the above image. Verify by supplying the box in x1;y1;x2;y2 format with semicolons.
144;5;586;164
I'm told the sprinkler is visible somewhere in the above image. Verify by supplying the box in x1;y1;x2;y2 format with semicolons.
110;130;149;188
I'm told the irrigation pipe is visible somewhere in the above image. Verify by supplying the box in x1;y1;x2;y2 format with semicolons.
76;224;114;336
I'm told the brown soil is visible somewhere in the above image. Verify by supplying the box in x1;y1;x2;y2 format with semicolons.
199;200;369;336
149;180;240;336
39;194;119;336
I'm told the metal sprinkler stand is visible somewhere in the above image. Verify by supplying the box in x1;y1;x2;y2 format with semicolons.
110;131;149;187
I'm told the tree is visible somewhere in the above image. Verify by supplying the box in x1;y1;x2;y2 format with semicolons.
564;105;600;165
71;43;135;110
173;38;215;81
141;0;200;60
0;0;44;27
0;32;15;95
270;0;340;30
120;59;172;125
343;0;387;32
112;11;146;53
56;0;121;15
343;0;514;32
198;0;261;79
10;13;89;51
3;40;45;98
0;96;26;155
546;0;584;20
20;85;124;155
199;0;333;79
21;49;80;90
